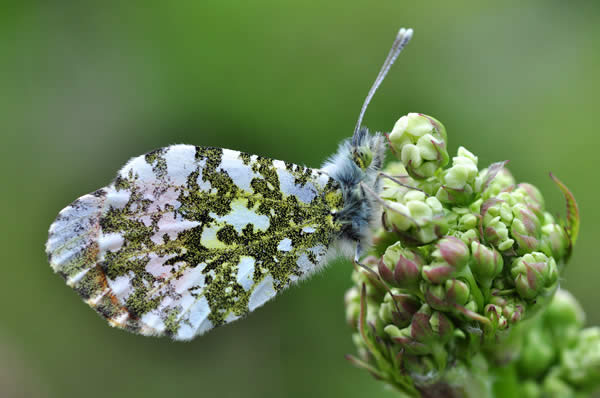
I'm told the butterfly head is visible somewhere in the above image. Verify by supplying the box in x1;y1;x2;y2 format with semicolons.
352;146;372;171
350;127;385;176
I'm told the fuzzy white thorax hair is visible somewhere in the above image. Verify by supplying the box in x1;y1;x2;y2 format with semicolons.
320;128;385;253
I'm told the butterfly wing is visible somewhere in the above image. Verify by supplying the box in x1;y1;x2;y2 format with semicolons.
46;145;344;340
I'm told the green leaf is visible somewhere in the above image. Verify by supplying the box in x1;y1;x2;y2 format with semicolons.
550;173;580;253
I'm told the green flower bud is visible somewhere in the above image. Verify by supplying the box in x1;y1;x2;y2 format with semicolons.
379;291;421;328
518;325;556;379
457;228;479;246
386;305;454;355
422;236;469;284
458;213;478;231
515;183;545;216
521;381;541;398
380;162;415;201
424;278;470;312
544;289;585;331
541;373;577;398
502;296;525;324
511;252;559;300
480;198;516;252
384;201;413;231
482;197;514;223
383;191;447;244
344;287;361;327
478;166;516;199
511;203;542;254
351;256;387;301
470;241;504;288
379;242;424;290
540;219;569;261
402;354;440;382
435;235;471;268
543;290;585;350
561;327;600;389
489;294;524;325
384;324;430;355
388;113;449;179
485;304;508;332
436;147;478;205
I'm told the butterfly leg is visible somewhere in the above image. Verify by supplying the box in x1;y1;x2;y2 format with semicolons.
376;172;427;195
353;242;378;277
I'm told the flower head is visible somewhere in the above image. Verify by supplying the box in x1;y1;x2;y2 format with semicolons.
388;113;449;179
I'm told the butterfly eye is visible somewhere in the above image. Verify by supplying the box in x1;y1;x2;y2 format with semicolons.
353;146;373;170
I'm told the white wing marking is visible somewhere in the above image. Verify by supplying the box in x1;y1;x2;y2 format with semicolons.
236;256;255;291
210;198;270;234
248;274;277;312
276;168;318;204
277;238;293;252
164;145;197;186
98;232;124;252
219;149;259;191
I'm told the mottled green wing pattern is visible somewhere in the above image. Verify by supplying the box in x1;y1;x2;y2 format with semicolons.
46;145;344;340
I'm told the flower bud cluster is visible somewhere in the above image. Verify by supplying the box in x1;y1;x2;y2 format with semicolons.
388;113;449;179
514;290;600;398
345;113;581;396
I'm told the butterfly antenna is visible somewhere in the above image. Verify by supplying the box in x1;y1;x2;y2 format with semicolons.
352;27;413;146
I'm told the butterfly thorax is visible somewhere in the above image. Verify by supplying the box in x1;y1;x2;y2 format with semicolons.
321;128;385;249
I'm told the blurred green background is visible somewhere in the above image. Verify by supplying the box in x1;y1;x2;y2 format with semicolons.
1;1;599;397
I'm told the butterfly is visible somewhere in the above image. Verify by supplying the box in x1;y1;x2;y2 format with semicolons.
45;28;414;340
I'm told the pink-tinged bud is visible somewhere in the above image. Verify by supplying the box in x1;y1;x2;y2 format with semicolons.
435;184;475;206
429;311;454;342
470;241;503;288
444;278;470;305
481;199;515;252
511;204;542;254
379;242;424;290
422;262;455;284
485;304;508;332
393;293;422;325
436;236;470;269
479;165;515;199
385;305;454;355
425;278;470;312
379;292;420;328
458;229;479;246
504;300;525;324
424;284;448;311
515;183;545;216
540;222;569;261
511;252;559;300
490;294;525;324
384;324;428;355
410;312;435;344
422;236;469;284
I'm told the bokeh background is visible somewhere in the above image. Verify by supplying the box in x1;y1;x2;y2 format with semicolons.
2;1;599;397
